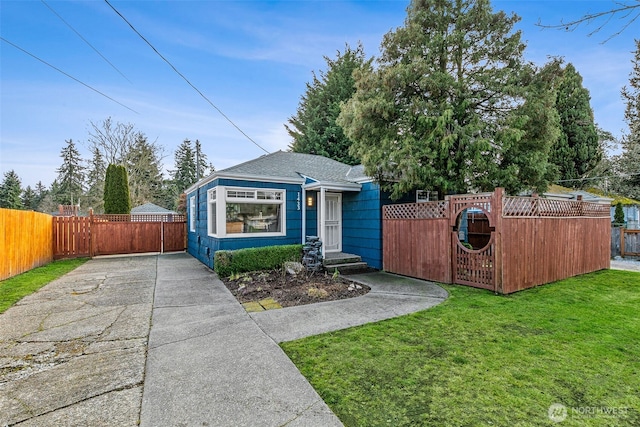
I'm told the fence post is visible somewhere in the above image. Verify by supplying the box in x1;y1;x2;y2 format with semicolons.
494;188;504;294
160;218;164;254
89;209;94;258
621;228;626;258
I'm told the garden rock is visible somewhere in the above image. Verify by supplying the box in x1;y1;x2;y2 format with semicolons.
284;261;305;276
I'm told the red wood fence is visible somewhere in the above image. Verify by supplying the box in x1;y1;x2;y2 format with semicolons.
383;188;611;294
53;214;186;259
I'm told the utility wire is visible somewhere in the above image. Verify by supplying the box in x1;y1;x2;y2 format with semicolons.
41;0;131;83
556;172;640;184
104;0;269;154
0;37;138;114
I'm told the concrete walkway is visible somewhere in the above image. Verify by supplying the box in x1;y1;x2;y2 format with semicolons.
610;259;640;272
251;271;448;343
0;253;447;426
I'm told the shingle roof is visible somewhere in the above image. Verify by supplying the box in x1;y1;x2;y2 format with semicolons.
131;202;177;214
219;151;369;184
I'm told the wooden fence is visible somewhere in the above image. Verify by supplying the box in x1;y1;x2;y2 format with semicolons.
53;214;187;259
1;208;53;281
383;188;611;294
611;227;640;258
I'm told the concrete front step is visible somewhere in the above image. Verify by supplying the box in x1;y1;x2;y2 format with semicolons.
324;262;371;275
323;253;362;266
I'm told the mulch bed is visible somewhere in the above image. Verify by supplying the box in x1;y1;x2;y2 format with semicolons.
221;269;370;308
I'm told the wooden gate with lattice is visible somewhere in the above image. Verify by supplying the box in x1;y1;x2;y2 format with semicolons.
449;191;501;291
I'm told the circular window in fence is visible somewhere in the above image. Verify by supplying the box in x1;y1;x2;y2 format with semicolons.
455;208;492;251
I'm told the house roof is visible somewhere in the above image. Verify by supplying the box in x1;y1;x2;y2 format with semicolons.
131;202;177;215
585;187;640;206
187;151;370;193
543;185;613;204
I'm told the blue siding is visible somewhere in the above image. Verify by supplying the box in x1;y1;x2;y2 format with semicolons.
342;182;385;269
305;191;318;237
187;178;304;269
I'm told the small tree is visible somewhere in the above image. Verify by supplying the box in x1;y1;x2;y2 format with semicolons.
613;203;626;226
55;139;85;205
103;164;131;214
0;170;23;209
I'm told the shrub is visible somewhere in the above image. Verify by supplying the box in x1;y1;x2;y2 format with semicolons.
214;244;303;277
104;164;131;214
613;203;625;226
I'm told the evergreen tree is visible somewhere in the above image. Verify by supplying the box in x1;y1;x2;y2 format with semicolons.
0;170;23;209
39;180;62;213
487;60;562;193
104;164;131;214
55;139;85;206
194;139;211;180
172;139;197;192
85;146;106;213
125;133;164;207
550;63;600;184
338;0;555;198
168;138;212;210
287;44;367;165
21;186;38;210
34;181;49;212
613;203;626;225
616;39;640;199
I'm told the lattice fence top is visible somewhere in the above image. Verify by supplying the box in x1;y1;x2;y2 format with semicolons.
93;214;186;222
503;197;610;218
383;201;449;219
451;194;493;214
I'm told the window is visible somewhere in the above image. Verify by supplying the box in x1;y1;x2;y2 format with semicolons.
207;189;217;235
417;190;438;202
225;188;284;235
207;186;285;237
189;196;196;232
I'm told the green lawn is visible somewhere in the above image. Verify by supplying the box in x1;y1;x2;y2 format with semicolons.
282;269;640;426
0;258;88;314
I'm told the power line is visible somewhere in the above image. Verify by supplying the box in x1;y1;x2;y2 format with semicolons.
103;0;269;154
0;37;138;114
556;172;640;183
41;0;131;83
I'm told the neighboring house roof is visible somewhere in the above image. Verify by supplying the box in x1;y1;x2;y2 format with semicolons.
186;151;371;193
585;187;640;206
131;202;177;215
542;184;613;205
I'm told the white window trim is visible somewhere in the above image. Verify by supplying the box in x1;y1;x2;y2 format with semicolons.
207;185;286;238
189;196;196;232
207;188;217;236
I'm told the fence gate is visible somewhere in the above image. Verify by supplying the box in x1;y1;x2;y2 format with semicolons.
450;193;498;291
53;214;186;259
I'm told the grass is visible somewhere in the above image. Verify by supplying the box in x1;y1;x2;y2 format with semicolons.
282;269;640;426
0;258;88;314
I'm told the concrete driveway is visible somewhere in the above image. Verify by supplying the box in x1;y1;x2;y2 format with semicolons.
0;253;447;426
0;256;156;426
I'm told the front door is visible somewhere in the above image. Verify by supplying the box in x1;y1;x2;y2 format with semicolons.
324;193;342;252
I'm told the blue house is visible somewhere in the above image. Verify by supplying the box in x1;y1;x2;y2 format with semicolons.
185;151;410;270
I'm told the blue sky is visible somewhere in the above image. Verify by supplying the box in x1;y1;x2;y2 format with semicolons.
1;0;638;188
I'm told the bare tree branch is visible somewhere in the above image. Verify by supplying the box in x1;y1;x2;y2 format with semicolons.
536;1;640;43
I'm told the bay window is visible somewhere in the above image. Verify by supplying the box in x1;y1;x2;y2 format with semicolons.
207;186;285;237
